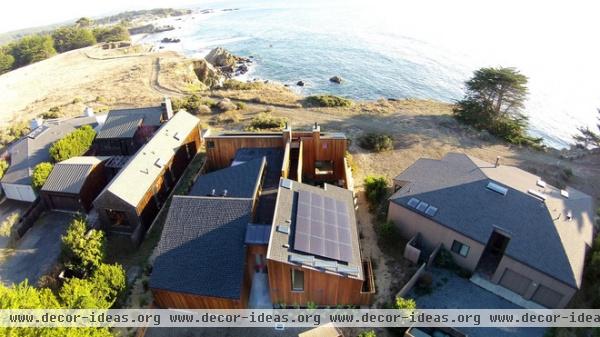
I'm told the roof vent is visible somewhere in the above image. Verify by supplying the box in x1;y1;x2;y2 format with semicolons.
536;179;546;188
487;182;508;196
222;189;228;197
210;189;216;196
560;189;570;198
154;158;166;168
528;189;546;201
173;132;180;141
566;210;573;220
277;225;290;234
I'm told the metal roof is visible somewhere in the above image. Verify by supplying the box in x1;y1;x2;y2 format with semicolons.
41;156;105;194
95;107;163;139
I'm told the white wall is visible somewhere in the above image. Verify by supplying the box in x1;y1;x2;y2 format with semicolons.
1;183;36;202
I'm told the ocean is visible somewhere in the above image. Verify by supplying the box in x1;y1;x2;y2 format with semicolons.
138;0;600;149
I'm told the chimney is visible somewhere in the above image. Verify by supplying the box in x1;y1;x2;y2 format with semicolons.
222;189;228;197
29;118;43;130
161;97;174;120
313;122;319;130
495;156;501;168
84;106;95;117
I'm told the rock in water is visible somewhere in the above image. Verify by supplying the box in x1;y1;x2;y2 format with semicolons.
329;76;343;84
297;81;305;86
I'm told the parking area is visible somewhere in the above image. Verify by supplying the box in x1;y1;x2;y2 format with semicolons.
409;267;546;337
0;211;73;286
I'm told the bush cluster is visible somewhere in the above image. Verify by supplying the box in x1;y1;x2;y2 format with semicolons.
222;79;264;90
172;94;215;114
0;122;30;147
359;133;394;152
49;125;96;162
0;159;8;180
246;113;287;131
305;95;352;107
364;175;389;207
32;162;54;190
61;218;105;278
92;25;130;43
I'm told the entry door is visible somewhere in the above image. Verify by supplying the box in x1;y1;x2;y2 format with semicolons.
255;254;266;273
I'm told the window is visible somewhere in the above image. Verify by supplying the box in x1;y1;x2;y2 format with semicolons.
315;160;334;175
106;209;130;228
291;269;304;292
451;240;470;257
207;141;215;149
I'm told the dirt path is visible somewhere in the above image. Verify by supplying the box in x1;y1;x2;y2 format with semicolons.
149;57;185;97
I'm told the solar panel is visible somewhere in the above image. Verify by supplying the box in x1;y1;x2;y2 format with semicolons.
294;190;353;263
407;198;420;208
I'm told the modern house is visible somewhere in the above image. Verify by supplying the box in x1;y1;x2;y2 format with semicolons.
1;116;99;202
40;156;108;212
150;124;374;309
267;179;375;307
203;122;351;187
93;110;201;243
93;98;172;156
388;153;595;308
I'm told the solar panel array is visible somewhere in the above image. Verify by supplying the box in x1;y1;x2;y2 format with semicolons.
294;190;353;263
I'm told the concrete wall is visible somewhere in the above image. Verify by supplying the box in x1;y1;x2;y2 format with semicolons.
492;255;576;308
387;202;485;271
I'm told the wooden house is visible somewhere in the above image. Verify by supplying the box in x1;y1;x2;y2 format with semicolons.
93;111;201;243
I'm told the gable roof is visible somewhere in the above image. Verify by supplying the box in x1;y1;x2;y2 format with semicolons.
98;111;199;207
233;147;284;189
1;116;99;186
96;107;163;139
390;153;595;288
41;156;106;194
150;196;253;299
189;157;265;198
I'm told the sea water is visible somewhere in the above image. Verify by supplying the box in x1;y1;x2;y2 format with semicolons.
139;0;600;149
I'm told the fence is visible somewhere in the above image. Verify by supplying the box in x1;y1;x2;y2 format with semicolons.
396;262;427;298
15;198;46;238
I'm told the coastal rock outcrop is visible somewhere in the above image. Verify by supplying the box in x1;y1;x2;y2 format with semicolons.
296;81;305;86
329;76;343;84
205;47;252;78
192;59;222;89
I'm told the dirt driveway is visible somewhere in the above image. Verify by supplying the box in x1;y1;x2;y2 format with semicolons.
0;211;73;286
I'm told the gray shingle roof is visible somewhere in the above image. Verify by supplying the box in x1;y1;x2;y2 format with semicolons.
390;153;594;288
150;196;253;299
189;157;266;198
1;117;98;186
233;148;283;189
41;157;105;194
96;107;163;139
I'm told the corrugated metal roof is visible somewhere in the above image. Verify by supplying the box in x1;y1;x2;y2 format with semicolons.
98;111;199;207
96;107;163;139
41;157;105;194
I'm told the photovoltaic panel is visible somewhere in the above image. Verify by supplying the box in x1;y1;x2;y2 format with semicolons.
294;190;353;263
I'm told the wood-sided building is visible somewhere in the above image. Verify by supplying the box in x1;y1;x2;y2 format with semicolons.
93;111;201;243
267;179;375;307
203;123;350;187
93;98;173;156
40;156;108;212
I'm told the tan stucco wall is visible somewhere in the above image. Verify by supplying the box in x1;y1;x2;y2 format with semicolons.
491;256;576;308
387;203;485;271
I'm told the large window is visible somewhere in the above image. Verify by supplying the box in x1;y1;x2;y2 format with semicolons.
451;240;470;257
291;269;304;292
106;209;130;228
315;160;334;176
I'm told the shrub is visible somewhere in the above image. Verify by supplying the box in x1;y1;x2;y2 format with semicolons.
222;79;263;90
61;218;105;277
72;97;82;104
93;24;130;43
8;35;56;68
246;113;287;131
91;263;126;306
52;27;96;53
0;49;14;74
364;175;389;207
58;264;125;309
395;296;416;310
359;133;393;152
305;95;352;107
172;94;215;114
235;102;247;110
32;162;53;190
49;125;96;162
39;107;61;119
358;331;377;337
0;212;19;238
0;159;8;180
0;121;30;147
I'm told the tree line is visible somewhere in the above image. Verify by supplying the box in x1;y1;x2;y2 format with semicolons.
0;18;129;75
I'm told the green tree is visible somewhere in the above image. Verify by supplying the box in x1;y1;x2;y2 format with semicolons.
358;331;377;337
90;263;126;306
75;17;94;28
31;162;53;190
61;218;105;277
0;49;15;74
359;133;393;152
0;159;8;180
394;296;416;310
59;264;125;309
364;175;389;206
8;35;56;68
49;125;96;162
52;27;96;53
93;24;130;43
574;109;600;149
454;67;541;146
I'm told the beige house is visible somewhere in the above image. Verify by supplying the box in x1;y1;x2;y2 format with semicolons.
388;153;595;308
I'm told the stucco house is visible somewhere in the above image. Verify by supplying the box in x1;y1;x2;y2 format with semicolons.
388;153;595;308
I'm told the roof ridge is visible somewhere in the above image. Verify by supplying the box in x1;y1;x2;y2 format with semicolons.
173;195;254;201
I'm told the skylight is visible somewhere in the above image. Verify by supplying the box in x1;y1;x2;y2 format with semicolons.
536;179;546;188
407;198;420;208
486;182;508;196
416;201;429;212
425;205;438;217
560;189;570;198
